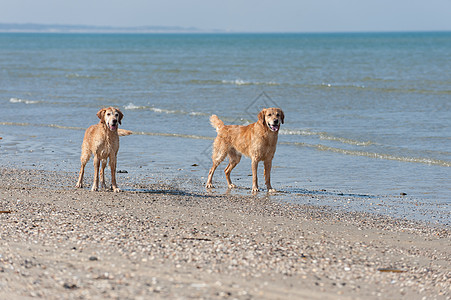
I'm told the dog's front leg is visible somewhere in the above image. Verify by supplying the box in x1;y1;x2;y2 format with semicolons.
251;159;259;192
110;155;121;192
91;156;100;191
99;159;108;190
264;160;276;192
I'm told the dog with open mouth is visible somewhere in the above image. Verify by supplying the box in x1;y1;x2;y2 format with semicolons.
206;107;284;192
76;107;131;192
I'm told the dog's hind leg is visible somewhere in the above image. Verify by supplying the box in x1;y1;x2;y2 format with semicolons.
206;144;227;189
76;149;90;188
224;149;241;188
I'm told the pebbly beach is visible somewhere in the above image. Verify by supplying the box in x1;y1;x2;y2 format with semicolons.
0;167;449;299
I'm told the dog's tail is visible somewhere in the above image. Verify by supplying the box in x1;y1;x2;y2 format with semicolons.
210;115;224;132
118;129;133;136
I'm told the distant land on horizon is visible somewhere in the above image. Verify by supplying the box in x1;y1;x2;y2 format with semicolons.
1;23;449;34
0;23;219;33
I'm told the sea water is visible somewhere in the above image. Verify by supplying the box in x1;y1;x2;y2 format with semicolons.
0;32;450;224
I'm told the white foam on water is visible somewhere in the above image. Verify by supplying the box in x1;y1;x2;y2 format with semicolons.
149;107;179;114
280;128;373;146
124;103;208;117
9;98;39;104
286;141;451;167
124;103;144;110
221;79;279;86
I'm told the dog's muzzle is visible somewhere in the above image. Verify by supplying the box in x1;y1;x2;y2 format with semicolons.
268;121;280;132
109;120;118;131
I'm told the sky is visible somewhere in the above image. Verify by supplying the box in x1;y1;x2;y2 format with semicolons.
1;0;451;33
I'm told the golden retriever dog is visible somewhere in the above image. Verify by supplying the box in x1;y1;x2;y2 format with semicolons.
206;107;284;192
76;107;131;192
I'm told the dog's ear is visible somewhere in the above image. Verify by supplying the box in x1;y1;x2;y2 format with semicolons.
117;108;124;125
280;109;285;124
97;108;106;123
258;108;266;124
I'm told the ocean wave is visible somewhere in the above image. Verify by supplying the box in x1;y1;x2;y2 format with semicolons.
0;121;212;141
280;128;372;146
221;79;279;86
317;82;450;95
2;121;448;167
285;141;451;167
9;98;40;104
124;103;148;110
65;73;101;79
185;79;279;86
132;131;213;140
124;103;208;117
0;122;84;131
123;103;178;114
150;107;179;114
320;82;366;89
374;87;451;95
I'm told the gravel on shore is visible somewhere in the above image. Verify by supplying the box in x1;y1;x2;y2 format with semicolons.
0;168;450;299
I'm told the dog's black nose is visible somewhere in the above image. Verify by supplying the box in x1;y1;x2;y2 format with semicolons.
273;119;279;125
112;120;117;124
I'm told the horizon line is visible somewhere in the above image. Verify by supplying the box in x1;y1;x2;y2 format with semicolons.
0;22;449;34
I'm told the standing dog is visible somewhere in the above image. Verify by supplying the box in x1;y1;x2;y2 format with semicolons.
76;107;131;192
206;107;284;192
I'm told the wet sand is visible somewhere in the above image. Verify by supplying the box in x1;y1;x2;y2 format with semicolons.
0;168;449;299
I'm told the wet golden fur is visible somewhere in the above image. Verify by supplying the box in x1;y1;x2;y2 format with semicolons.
206;108;284;192
76;107;131;192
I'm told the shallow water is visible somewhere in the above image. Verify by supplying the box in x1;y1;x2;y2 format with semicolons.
0;32;450;224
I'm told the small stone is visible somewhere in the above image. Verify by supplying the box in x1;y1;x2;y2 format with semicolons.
63;283;77;289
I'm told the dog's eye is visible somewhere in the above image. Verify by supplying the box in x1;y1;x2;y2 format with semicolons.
268;113;272;117
276;113;280;117
106;113;111;116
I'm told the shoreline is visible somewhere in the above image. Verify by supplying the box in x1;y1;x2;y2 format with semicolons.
0;167;449;299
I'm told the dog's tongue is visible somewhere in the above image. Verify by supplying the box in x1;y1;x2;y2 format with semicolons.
109;124;118;131
270;124;279;132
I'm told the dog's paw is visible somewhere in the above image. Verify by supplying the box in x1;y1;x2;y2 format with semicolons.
268;188;277;193
75;183;83;188
113;187;121;193
228;184;237;189
205;183;214;189
252;186;260;193
91;186;98;192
